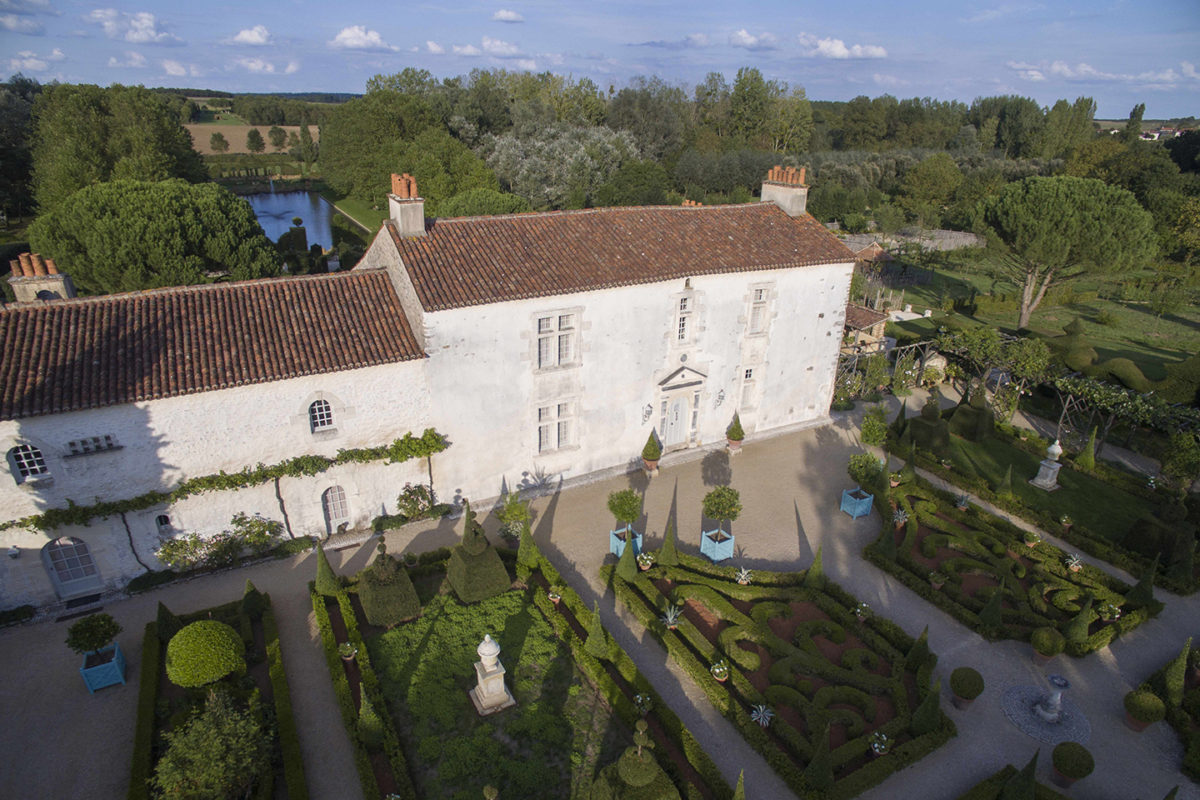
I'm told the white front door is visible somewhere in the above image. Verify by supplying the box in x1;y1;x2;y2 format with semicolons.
664;396;687;447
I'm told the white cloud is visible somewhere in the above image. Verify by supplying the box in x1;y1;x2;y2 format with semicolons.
328;25;395;51
226;24;271;46
107;50;146;67
1182;62;1198;80
796;32;886;59
452;43;481;56
1;13;42;33
515;58;536;71
872;73;908;88
963;3;1043;23
234;56;275;73
88;9;180;44
426;40;444;54
1008;59;1199;88
729;29;776;50
482;36;519;56
161;58;199;77
284;60;299;74
633;32;709;49
492;9;523;23
0;0;57;12
8;46;60;71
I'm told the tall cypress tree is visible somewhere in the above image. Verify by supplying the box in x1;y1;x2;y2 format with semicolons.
910;678;942;735
1165;637;1192;707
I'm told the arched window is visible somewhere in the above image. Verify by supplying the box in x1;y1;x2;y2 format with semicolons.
42;537;102;597
8;444;48;482
309;399;334;432
322;486;349;536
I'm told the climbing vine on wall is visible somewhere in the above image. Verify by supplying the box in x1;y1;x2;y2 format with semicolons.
0;429;449;533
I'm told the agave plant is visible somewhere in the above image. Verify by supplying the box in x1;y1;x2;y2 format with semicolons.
955;493;970;509
1064;553;1082;571
660;605;682;629
750;704;775;727
892;509;909;527
736;566;752;585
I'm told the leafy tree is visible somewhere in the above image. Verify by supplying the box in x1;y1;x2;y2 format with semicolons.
210;131;230;153
267;125;287;151
605;76;687;162
0;74;42;217
28;179;279;294
900;153;963;226
66;613;122;654
245;127;265;154
30;83;205;211
608;489;642;528
319;90;438;201
440;187;531;217
1122;102;1146;144
1037;97;1095;160
594;160;670;207
151;690;270;799
729;67;772;146
701;487;741;536
766;86;813;154
982;176;1158;328
297;123;316;165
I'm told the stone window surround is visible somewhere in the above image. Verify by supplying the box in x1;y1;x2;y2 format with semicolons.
536;398;579;455
530;306;584;373
5;436;54;487
296;391;353;440
745;281;776;337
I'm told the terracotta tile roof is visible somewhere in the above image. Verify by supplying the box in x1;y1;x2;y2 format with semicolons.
386;202;855;311
844;303;888;331
0;270;423;420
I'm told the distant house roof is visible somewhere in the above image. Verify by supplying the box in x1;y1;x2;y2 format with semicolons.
845;303;887;332
0;270;424;420
384;203;855;312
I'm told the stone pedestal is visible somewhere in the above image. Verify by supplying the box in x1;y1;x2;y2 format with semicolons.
469;634;516;716
1029;459;1062;491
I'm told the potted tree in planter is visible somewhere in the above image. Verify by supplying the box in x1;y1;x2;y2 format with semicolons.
929;571;947;591
1031;626;1065;665
949;666;984;710
642;432;662;474
1123;689;1166;732
700;486;740;562
67;613;126;694
726;414;745;453
1050;742;1094;788
608;489;643;558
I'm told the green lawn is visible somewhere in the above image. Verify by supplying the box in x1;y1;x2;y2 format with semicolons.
368;591;625;800
314;183;386;232
944;434;1153;542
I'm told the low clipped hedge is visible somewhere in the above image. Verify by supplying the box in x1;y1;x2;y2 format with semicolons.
263;603;308;800
955;764;1069;799
166;620;245;687
127;622;161;800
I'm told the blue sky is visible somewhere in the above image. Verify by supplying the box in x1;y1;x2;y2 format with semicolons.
3;0;1198;118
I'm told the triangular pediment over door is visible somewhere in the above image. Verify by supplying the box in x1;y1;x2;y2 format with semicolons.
658;366;707;392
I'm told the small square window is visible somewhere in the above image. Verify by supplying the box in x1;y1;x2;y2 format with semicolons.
679;297;690;312
538;317;553;334
744;368;754;380
754;288;767;302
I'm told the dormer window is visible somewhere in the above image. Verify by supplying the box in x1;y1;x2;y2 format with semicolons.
309;400;335;432
8;444;48;484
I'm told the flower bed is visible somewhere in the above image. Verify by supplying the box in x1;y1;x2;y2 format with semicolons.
605;552;956;800
862;480;1162;656
127;590;307;800
1132;640;1200;782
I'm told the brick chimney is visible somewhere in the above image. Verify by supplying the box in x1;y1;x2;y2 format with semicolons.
760;164;809;217
8;252;76;302
387;172;426;238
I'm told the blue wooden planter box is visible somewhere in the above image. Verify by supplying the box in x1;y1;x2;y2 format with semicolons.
609;527;643;558
841;487;874;519
700;529;735;562
80;641;126;694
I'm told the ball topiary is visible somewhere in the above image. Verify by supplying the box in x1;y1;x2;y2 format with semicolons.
950;666;984;701
1125;689;1166;724
1051;741;1094;780
166;620;246;688
1031;626;1065;657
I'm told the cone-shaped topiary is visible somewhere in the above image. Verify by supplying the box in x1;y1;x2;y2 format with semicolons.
616;534;639;582
447;510;511;604
642;432;662;462
517;522;539;569
804;546;825;589
726;413;744;442
906;626;931;670
733;770;744;800
314;543;340;597
995;464;1014;497
897;446;917;484
1127;553;1160;609
156;601;182;644
1165;637;1192;707
241;580;267;620
460;499;489;556
999;751;1038;800
978;589;1004;634
910;678;942;735
357;692;384;752
658;521;679;567
585;601;609;661
1076;427;1097;472
358;542;420;626
166;620;245;687
1064;597;1094;645
803;723;834;791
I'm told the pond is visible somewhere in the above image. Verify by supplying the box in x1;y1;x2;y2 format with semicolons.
243;190;336;250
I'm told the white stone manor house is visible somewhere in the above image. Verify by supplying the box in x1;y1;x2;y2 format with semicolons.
0;167;854;610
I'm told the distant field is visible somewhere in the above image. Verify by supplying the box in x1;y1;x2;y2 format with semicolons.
185;123;320;155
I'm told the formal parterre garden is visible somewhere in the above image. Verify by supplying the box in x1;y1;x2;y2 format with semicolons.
311;500;730;800
606;546;956;800
1132;638;1200;782
887;395;1199;594
127;584;306;800
862;476;1163;655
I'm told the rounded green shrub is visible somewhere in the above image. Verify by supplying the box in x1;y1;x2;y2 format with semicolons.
1031;626;1065;657
166;620;246;688
1124;690;1166;724
1051;742;1094;780
950;666;984;701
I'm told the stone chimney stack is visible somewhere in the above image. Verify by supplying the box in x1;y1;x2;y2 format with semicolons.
760;164;809;217
387;172;426;238
7;252;77;302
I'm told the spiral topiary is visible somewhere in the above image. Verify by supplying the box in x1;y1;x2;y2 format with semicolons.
166;620;245;688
